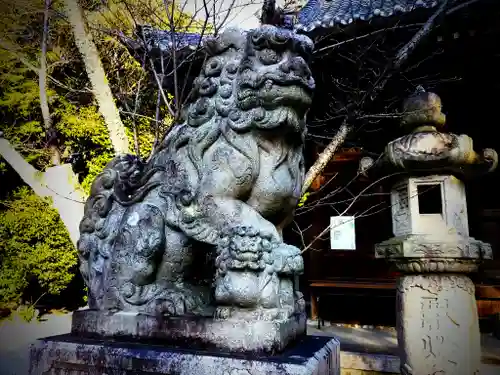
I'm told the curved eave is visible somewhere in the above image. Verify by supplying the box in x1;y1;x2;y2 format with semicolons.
292;0;442;33
133;25;209;56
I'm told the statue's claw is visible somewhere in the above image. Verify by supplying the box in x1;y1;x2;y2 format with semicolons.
271;243;304;275
155;286;211;316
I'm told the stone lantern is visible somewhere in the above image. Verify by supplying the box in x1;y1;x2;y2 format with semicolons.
361;88;498;375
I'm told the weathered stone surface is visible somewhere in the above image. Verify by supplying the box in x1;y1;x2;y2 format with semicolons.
375;234;492;259
386;90;497;177
29;334;340;375
359;90;498;179
396;274;481;375
375;233;492;273
384;131;497;176
71;309;306;354
76;24;315;336
372;90;495;375
389;175;469;238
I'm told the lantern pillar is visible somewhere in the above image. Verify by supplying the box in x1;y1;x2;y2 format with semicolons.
364;89;497;375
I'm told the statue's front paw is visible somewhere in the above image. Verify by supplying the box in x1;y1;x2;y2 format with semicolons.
271;243;304;275
217;226;277;271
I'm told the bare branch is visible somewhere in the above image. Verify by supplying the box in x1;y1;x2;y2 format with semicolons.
148;85;163;160
302;1;451;197
394;0;449;69
149;57;176;117
119;110;160;123
315;23;423;56
300;174;444;254
163;0;180;113
120;77;144;156
338;172;402;217
367;0;449;103
292;220;306;250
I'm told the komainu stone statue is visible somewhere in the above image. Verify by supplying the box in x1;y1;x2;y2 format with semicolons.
74;25;315;353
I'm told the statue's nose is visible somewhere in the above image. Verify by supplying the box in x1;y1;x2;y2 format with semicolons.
280;57;311;78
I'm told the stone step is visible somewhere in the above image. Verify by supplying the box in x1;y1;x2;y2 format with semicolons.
338;351;499;375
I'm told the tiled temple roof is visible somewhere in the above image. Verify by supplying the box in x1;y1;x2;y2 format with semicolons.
136;25;205;53
292;0;442;32
123;0;450;56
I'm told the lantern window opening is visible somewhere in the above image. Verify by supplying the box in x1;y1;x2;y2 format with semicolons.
416;183;443;215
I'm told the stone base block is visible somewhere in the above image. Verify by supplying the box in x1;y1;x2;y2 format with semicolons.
71;309;306;354
29;334;340;375
397;274;481;375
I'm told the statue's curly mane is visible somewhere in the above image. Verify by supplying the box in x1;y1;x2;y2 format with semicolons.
79;26;312;266
77;25;314;310
149;27;310;198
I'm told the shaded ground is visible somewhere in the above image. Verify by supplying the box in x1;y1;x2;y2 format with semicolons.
309;322;500;374
0;314;499;375
308;322;500;364
0;313;72;375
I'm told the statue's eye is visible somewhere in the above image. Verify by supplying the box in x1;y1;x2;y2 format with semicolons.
205;58;222;77
259;49;280;65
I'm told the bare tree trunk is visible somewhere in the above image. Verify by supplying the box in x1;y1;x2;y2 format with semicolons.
0;138;86;247
39;0;52;135
63;0;129;155
40;0;61;166
301;122;350;196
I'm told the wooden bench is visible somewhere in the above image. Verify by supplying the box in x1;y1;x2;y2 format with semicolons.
309;278;500;330
310;278;396;329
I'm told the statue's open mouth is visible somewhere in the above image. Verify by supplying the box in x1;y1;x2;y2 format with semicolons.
257;72;314;96
259;80;313;110
238;75;314;113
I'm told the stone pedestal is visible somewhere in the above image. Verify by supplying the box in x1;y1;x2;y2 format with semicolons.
71;309;306;354
396;274;481;375
29;334;340;375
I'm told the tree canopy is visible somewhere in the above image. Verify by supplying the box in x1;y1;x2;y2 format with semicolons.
0;0;210;315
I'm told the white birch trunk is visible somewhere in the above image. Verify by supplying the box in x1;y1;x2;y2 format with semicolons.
63;0;129;155
0;138;86;247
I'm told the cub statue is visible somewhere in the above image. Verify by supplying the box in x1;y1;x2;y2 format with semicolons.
77;25;315;325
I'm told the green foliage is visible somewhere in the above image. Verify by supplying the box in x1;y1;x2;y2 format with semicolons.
14;304;38;322
53;100;116;193
0;53;53;167
0;0;205;315
0;187;77;311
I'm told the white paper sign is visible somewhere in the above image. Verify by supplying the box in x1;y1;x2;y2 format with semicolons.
330;216;356;250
